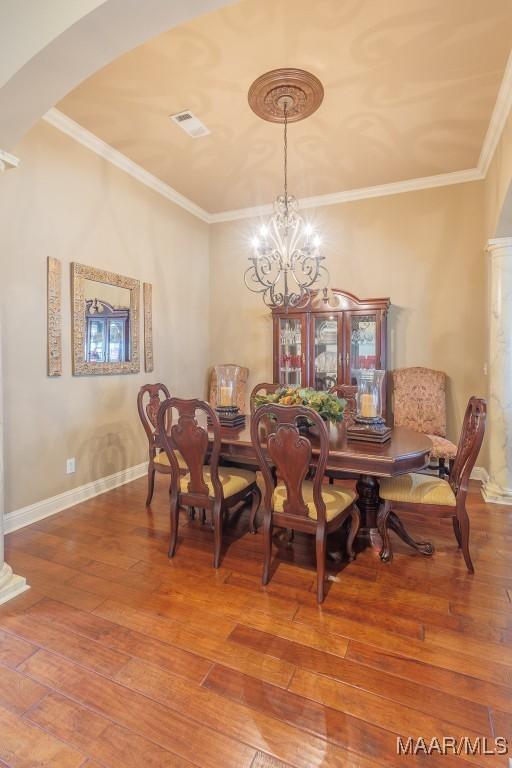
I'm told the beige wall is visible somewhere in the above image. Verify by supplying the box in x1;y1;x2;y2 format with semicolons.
0;121;495;516
484;110;512;238
0;121;210;512
209;182;487;449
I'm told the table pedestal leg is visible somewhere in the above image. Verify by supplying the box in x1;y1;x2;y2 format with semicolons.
356;474;380;531
386;511;435;557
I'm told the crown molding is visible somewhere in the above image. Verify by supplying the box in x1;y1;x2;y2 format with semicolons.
43;43;512;226
42;108;211;223
209;167;482;223
0;148;19;171
477;51;512;177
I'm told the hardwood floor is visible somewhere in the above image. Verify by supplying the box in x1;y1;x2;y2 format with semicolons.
1;476;512;766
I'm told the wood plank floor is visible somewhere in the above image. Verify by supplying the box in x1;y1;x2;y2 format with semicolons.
1;476;512;767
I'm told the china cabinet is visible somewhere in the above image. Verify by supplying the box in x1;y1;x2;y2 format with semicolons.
272;289;390;391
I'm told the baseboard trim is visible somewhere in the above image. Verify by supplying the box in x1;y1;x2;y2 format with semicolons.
482;478;512;506
470;466;489;484
4;462;148;534
2;461;492;535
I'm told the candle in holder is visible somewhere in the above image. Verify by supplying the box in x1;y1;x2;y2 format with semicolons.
360;393;377;418
219;385;233;407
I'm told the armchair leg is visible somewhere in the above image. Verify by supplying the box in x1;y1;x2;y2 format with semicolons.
452;516;462;548
346;506;360;561
377;500;393;563
146;467;156;507
262;512;273;585
168;496;179;558
456;504;474;574
315;526;327;603
213;502;223;569
249;486;261;534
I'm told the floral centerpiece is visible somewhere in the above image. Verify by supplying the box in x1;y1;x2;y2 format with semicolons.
254;387;346;425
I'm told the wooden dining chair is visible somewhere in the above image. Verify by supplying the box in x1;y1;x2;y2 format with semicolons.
377;396;486;572
157;398;260;568
249;382;281;414
137;383;188;507
328;384;358;425
325;384;358;484
251;403;360;603
249;383;281;517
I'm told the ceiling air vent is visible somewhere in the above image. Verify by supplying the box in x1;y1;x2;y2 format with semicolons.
170;110;210;138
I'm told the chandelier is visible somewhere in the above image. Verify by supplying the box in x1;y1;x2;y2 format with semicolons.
245;69;329;311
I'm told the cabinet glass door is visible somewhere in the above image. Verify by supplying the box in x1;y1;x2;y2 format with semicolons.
348;313;377;384
312;315;338;391
278;317;304;387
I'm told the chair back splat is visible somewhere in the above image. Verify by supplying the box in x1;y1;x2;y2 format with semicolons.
249;382;280;415
251;404;329;524
137;383;171;448
450;397;486;498
157;398;222;503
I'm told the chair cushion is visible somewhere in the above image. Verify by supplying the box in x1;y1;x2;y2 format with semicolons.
379;473;456;506
180;466;255;498
154;450;187;470
272;481;356;522
426;434;457;460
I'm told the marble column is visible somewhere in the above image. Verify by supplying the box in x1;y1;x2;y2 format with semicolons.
483;237;512;505
0;157;29;604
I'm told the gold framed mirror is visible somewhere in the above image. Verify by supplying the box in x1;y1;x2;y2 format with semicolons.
71;262;140;375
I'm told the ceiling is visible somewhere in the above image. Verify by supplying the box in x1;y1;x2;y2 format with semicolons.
57;0;512;214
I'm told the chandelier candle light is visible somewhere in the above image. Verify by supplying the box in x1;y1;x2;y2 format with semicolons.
246;69;329;311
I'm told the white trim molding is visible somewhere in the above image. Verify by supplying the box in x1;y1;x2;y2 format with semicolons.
42;47;512;224
1;461;493;536
482;478;512;506
4;461;148;534
43;109;210;223
486;236;512;252
210;168;482;223
478;51;512;177
471;466;489;485
0;564;29;606
0;149;19;172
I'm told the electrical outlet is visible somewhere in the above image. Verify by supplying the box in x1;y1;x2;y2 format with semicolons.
66;458;75;474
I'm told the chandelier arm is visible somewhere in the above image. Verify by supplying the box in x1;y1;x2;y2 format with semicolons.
244;264;276;293
255;253;283;286
291;256;320;288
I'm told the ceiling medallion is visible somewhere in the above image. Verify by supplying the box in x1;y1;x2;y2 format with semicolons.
244;69;329;311
248;68;324;123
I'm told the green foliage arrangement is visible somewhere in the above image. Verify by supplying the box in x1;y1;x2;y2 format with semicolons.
254;387;346;424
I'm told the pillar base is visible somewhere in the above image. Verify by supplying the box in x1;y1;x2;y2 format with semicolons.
482;479;512;505
0;562;29;606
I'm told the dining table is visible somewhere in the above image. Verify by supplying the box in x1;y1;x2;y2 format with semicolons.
214;419;434;559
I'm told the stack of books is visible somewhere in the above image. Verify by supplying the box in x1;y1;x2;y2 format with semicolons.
347;422;392;443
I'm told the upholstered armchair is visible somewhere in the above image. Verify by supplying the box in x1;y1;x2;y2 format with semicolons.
392;367;457;477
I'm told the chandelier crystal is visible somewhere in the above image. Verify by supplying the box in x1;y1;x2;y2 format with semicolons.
245;81;329;311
